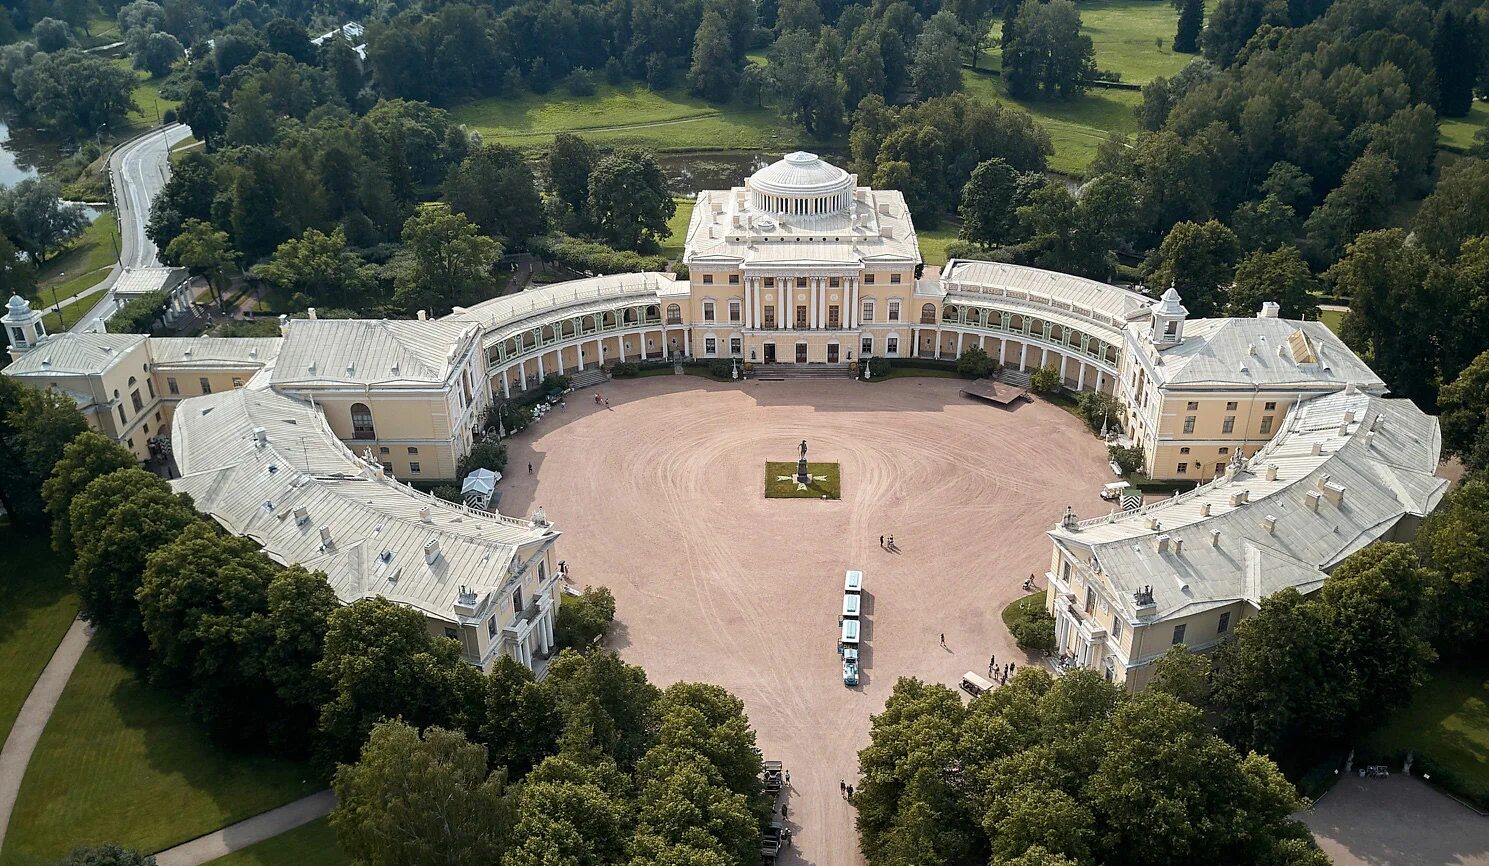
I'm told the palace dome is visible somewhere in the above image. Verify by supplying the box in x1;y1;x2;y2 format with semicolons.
746;152;853;217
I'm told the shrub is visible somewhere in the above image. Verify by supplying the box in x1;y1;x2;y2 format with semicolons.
956;345;996;379
542;373;571;395
865;356;891;378
554;585;616;650
1076;390;1123;435
431;485;462;504
611;361;640;378
106;289;171;334
162;108;177;124
214;318;281;337
529;234;666;275
706;358;734;379
1028;365;1062;393
564;68;598;96
458;439;508;478
1108;444;1144;475
1003;595;1057;653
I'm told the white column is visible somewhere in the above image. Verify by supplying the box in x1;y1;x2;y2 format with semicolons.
537;354;546;379
756;279;765;328
595;338;604;364
1078;363;1087;390
1096;371;1105;392
744;279;754;329
519;359;528;388
807;278;817;329
999;340;1007;366
956;331;964;356
934;327;942;359
1040;347;1049;370
556;348;565;375
618;338;626;362
1019;344;1028;371
501;370;511;398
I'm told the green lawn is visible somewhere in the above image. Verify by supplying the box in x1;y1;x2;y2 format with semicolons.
978;0;1204;85
916;222;963;268
1363;662;1489;808
1439;100;1489;153
449;83;811;153
50;286;111;331
963;72;1140;176
659;196;696;262
32;211;120;332
1318;307;1345;334
111;61;178;130
0;645;320;866
764;461;842;499
204;818;349;866
0;525;78;748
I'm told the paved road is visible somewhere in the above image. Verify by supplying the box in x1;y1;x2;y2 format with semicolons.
0;619;91;854
1303;774;1489;866
152;790;335;866
70;123;193;334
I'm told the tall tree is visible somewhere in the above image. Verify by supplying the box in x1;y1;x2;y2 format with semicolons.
1438;348;1489;472
1143;219;1241;318
442;145;547;245
1432;9;1477;118
548;133;599;218
910;11;964;99
0;177;88;264
0;377;86;530
41;431;136;555
1226;245;1319;319
688;5;742;102
164;219;237;312
587;149;676;252
389;205;502;315
1416;481;1489;650
1172;0;1203;53
958;157;1020;246
255;227;375;311
1002;0;1095;100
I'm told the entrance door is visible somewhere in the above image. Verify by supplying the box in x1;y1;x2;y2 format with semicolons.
795;343;808;363
763;343;776;363
827;343;839;363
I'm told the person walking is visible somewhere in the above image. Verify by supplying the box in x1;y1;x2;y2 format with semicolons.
840;780;846;796
988;654;995;676
939;632;946;647
887;534;895;550
528;462;533;473
1008;661;1016;677
846;785;854;801
879;534;885;548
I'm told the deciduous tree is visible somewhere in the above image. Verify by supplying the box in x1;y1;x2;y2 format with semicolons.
587;149;676;252
443;145;546;245
1226;245;1319;319
388;205;502;315
1143;219;1240;318
41;431;136;554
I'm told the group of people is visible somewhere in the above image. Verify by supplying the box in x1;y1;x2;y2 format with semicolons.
592;392;611;408
839;780;856;801
1022;573;1037;592
878;534;897;551
988;655;1017;685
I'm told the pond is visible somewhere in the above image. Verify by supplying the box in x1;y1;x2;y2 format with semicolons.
0;118;67;187
659;149;852;197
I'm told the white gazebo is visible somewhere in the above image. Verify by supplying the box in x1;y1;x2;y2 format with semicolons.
461;467;500;510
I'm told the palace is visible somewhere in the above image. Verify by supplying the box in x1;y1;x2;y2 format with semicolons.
1;152;1444;684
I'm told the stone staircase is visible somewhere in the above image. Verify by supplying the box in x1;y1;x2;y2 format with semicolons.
569;368;608;390
753;363;854;380
996;368;1033;388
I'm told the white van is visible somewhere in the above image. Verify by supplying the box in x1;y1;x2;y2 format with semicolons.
842;592;861;619
844;569;864;593
959;671;994;697
839;617;860;653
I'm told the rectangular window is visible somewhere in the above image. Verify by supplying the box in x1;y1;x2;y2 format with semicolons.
701;274;713;284
829;277;840;288
863;273;875;284
1217;612;1231;634
1179;447;1190;454
1222;415;1235;434
488;616;498;638
730;337;741;355
763;305;776;328
382;462;394;474
889;274;902;284
380;446;390;454
729;300;741;322
1218;446;1230;454
444;627;458;639
886;337;899;354
861;337;872;356
199;377;211;394
1183;416;1195;434
118;405;127;426
1112;619;1122;642
130;390;144;412
795;305;807;328
888;300;900;321
1186;401;1198;411
232;377;244;388
146;379;155;398
167;377;179;395
1264;401;1277;411
1172;624;1186;645
796;277;808;287
1084;587;1095;614
1226;401;1238;411
409;462;421;473
408;446;418;454
861;300;874;322
828;305;840;328
728;274;739;284
703;301;715;322
1177;462;1188;473
705;337;717;355
512;587;524;614
764;277;775;287
1260;415;1274;435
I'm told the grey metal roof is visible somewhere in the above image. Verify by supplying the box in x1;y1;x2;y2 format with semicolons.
1051;390;1446;625
2;333;147;377
150;337;282;369
449;273;670;336
1139;317;1386;390
271;319;479;388
684;187;920;267
941;260;1152;329
170;387;553;622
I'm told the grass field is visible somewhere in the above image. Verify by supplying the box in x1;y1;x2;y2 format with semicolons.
1439;100;1489;153
1363;662;1489;808
659;196;695;262
0;525;78;749
204;818;349;866
450;83;812;153
764;461;842;499
1318;307;1345;334
916;222;963;268
977;0;1195;84
962;72;1139;176
0;645;320;866
32;211;120;332
110;61;178;130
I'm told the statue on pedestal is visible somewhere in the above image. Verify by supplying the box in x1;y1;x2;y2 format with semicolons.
796;439;809;483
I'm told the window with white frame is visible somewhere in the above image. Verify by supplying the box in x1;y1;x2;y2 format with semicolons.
886;336;898;354
705;337;717;355
703;301;715;322
861;337;872;356
861;299;874;322
729;299;741;322
887;300;900;321
730;337;741;355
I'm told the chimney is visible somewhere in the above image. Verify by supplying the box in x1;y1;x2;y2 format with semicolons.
319;525;334;548
1210;528;1221;546
307;307;317;320
1322;482;1346;505
1345;382;1359;395
1316;473;1330;491
1365;431;1375;448
279;314;289;335
292;505;308;525
1343;409;1356;424
1258;301;1280;319
253;426;268;446
1338;422;1350;437
423;538;441;564
1171;537;1183;555
1200;502;1211;517
417;310;428;321
1305;490;1322;511
1265;465;1278;482
1228;490;1249;506
419;505;432;523
1311;442;1322;456
1262;515;1277;533
1155;534;1170;553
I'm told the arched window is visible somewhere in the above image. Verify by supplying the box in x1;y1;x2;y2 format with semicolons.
667;303;682;324
941;305;958;322
920;304;937;324
351;403;376;440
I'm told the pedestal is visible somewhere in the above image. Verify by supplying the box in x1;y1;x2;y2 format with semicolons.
795;457;809;484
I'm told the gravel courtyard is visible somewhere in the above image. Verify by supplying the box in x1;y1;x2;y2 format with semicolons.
497;376;1112;866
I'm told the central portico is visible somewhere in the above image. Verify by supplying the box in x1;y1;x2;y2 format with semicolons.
682;152;922;365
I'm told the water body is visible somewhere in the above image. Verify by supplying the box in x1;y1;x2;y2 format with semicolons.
0;118;67;186
660;149;852;196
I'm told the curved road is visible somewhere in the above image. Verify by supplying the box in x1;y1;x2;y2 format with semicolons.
70;123;193;334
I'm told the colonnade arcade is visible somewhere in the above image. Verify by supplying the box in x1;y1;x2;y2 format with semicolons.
741;272;864;330
486;301;682;398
